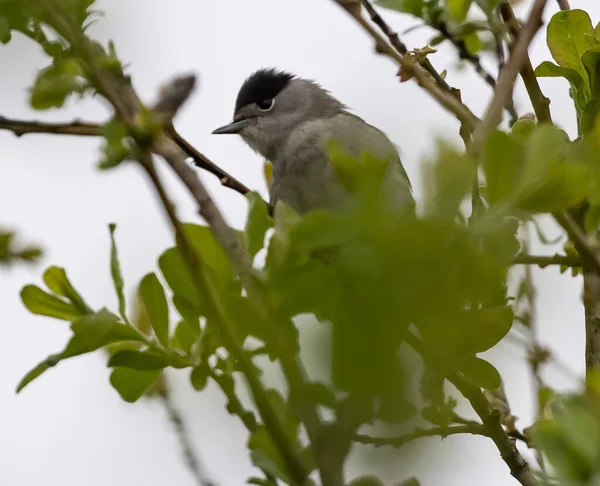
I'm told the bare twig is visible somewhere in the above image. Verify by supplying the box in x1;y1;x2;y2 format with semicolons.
159;391;217;486
512;253;582;267
0;115;252;197
336;0;481;132
499;2;552;124
355;424;487;448
433;19;518;123
472;0;549;150
405;332;540;486
554;212;600;273
556;0;570;10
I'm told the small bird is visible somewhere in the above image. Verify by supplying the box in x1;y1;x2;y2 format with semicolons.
212;68;412;214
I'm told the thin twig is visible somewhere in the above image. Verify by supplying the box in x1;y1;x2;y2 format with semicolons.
499;2;552;124
556;0;570;10
0;115;251;197
159;391;217;486
433;19;518;123
405;332;540;486
472;0;549;150
355;424;487;448
554;212;600;274
337;0;480;132
512;253;581;267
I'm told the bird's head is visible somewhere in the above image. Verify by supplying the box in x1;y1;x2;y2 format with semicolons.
212;68;345;159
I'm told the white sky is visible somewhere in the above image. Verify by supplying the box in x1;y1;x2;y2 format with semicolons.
1;1;598;485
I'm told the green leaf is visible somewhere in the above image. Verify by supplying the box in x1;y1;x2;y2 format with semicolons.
108;349;185;370
17;310;145;392
63;309;145;358
184;224;234;288
99;120;130;169
396;479;420;486
190;363;209;391
30;58;88;110
582;45;600;99
159;247;204;315
173;320;197;354
482;131;523;206
109;368;161;403
20;285;84;321
108;224;128;324
43;266;89;314
138;273;169;346
376;0;425;17
534;61;587;111
463;32;481;55
456;356;501;389
245;192;273;258
349;477;385;486
16;354;62;392
546;9;598;93
0;16;10;44
511;118;536;141
447;0;473;22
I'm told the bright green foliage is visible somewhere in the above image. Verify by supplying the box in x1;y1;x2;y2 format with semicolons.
536;10;600;133
110;368;161;403
482;125;588;214
138;273;169;346
30;58;89;110
245;192;273;258
109;224;128;324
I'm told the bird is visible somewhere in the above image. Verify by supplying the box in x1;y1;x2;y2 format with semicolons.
212;68;413;214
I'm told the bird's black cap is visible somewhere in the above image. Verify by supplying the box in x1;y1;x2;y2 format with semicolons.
235;68;295;113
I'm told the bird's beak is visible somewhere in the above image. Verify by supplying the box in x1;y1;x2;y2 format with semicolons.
211;119;249;134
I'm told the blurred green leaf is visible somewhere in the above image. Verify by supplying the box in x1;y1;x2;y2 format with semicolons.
349;477;385;486
109;368;161;403
456;355;501;389
172;320;197;354
376;0;425;17
482;131;523;207
0;16;10;44
30;58;89;110
463;32;481;55
99;120;130;169
184;224;234;288
245;192;273;258
20;285;84;321
160;247;204;315
190;363;209;391
138;272;169;346
108;349;186;370
108;224;128;323
446;0;473;22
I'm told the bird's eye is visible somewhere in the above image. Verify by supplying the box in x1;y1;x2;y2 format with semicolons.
257;99;274;111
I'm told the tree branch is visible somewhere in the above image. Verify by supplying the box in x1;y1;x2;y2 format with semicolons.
554;212;600;274
512;253;581;267
472;0;549;150
355;424;487;448
336;0;480;132
499;2;552;124
158;389;217;486
0;115;251;197
556;0;570;10
405;333;540;486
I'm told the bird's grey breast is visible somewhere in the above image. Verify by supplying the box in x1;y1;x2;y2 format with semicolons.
269;112;412;213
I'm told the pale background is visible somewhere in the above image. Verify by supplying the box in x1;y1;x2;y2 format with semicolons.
1;1;597;485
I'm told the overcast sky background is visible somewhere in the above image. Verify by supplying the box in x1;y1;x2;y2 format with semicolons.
1;1;598;485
